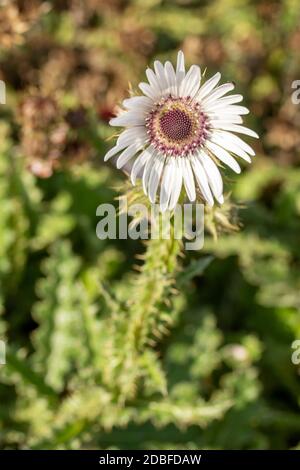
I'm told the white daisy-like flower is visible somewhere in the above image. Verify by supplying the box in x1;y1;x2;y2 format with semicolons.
104;51;258;212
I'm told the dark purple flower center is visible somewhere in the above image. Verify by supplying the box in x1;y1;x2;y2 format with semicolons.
159;109;192;142
145;96;210;157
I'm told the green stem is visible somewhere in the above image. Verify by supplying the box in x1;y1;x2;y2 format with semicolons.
111;230;182;402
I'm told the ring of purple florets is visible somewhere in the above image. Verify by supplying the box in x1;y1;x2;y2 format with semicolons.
145;95;210;157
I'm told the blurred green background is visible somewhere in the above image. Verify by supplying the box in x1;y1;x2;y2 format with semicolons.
0;0;300;450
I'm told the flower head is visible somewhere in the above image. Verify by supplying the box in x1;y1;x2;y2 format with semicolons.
105;51;258;211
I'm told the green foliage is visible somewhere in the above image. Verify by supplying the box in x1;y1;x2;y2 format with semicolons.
0;0;300;451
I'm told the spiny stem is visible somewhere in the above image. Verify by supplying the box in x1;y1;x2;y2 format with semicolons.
110;228;182;402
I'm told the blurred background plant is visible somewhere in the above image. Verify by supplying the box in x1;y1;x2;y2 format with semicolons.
0;0;300;450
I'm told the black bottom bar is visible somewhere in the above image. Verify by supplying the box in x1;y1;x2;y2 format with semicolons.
0;450;299;467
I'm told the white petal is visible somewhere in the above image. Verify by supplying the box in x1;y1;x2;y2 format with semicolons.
104;143;127;162
146;68;162;94
142;150;156;195
206;141;241;173
206;94;243;110
168;160;183;210
116;142;143;169
196;72;221;101
211;134;251;162
117;127;147;147
123;96;153;111
214;130;255;156
110;111;145;127
160;158;176;212
154;60;168;96
207;105;249;115
212;123;259;138
181;158;196;202
189;68;202;98
191;155;214;206
148;154;165;203
197;151;223;203
176;50;186;91
164;61;177;96
138;82;159;100
211;115;243;125
131;146;153;185
202;83;235;106
180;65;201;98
